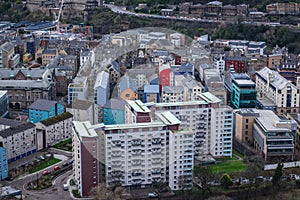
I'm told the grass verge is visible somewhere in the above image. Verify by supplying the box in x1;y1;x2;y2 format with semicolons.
53;138;72;152
29;158;61;173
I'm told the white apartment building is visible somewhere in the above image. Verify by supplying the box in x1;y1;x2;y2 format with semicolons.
35;112;73;150
68;76;88;104
256;67;300;114
72;111;194;197
151;92;233;157
213;54;225;75
210;106;233;157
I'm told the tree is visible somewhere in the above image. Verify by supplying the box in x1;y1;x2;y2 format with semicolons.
194;166;213;196
90;183;128;200
220;173;233;189
272;163;284;187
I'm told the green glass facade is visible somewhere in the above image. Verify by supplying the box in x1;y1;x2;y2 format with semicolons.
231;80;257;109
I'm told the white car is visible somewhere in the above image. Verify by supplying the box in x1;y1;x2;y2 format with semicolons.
148;192;158;198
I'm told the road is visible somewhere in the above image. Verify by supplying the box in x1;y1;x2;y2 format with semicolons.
104;4;293;28
9;156;73;200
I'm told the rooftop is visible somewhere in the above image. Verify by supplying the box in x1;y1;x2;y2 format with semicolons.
28;99;58;111
73;121;98;138
67;99;93;110
103;98;126;110
257;67;292;90
126;100;150;113
199;92;222;104
94;71;109;89
0;118;23;127
0;122;35;138
155;111;181;125
40;112;73;126
255;110;291;132
234;79;256;86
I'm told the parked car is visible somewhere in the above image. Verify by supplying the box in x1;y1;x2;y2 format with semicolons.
39;155;45;160
54;166;61;171
148;192;159;198
42;170;50;175
62;162;69;167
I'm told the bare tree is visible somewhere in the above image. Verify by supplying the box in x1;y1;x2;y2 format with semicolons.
90;183;128;200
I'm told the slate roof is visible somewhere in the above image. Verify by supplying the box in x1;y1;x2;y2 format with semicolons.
102;98;126;110
0;122;35;138
28;99;58;111
144;85;160;93
256;67;290;90
1;42;14;53
0;118;23;127
68;99;93;110
0;68;47;79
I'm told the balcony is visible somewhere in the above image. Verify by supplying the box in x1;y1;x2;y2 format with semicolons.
132;140;142;146
152;148;162;154
132;150;142;156
152;138;162;145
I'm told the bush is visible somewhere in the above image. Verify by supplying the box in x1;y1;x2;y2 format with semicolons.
220;173;233;189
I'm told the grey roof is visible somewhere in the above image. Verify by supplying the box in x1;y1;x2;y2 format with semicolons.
28;99;58;111
144;84;159;93
0;118;23;127
119;76;137;93
94;71;109;89
24;21;55;31
102;98;126;110
43;48;56;55
1;42;14;52
162;86;184;93
0;122;35;138
68;99;93;110
0;68;47;79
181;74;203;89
0;79;52;89
256;67;290;90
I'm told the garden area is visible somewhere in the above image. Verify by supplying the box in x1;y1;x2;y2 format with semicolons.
210;160;247;174
29;158;61;173
53;138;72;152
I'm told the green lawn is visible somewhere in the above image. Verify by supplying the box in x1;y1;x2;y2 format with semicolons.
53;138;72;152
210;160;247;174
29;158;61;173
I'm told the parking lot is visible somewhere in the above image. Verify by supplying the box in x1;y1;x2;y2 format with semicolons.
129;187;175;199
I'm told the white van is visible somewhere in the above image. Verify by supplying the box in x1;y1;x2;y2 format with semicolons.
63;184;68;191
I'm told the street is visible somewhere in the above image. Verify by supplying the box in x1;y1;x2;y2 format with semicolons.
10;169;72;200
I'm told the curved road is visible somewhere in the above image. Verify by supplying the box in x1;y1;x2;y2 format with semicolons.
10;169;72;200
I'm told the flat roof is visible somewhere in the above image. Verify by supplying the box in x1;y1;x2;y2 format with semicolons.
73;121;98;138
155;111;181;125
104;122;165;131
256;110;291;132
234;79;256;86
126;100;150;113
153;100;208;107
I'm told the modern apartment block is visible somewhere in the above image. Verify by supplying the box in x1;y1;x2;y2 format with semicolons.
0;118;36;162
35;112;73;150
230;73;257;109
253;110;296;162
256;67;300;114
73;111;194;197
210;106;233;157
72;121;99;197
150;92;233;157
